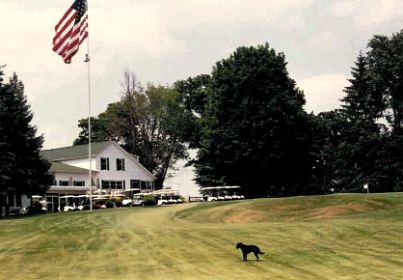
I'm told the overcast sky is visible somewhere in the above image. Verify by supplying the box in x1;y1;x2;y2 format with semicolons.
2;0;403;149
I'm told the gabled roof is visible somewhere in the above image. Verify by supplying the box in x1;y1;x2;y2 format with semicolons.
50;162;98;173
42;141;156;180
42;141;111;161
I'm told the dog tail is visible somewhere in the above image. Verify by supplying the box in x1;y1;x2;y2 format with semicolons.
259;251;265;254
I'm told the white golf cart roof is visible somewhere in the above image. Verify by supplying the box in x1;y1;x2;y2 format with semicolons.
151;189;179;195
201;186;241;190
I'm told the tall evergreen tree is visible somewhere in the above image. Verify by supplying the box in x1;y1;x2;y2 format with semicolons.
341;51;383;122
0;68;53;215
194;44;311;197
335;52;383;191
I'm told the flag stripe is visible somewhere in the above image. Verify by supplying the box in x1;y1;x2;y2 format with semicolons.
52;0;88;64
55;7;74;31
53;12;76;44
53;14;87;53
62;17;88;62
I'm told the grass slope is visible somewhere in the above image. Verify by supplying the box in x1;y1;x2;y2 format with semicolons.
0;193;402;280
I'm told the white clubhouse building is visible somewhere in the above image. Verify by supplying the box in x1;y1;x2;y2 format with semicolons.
43;141;155;196
1;141;155;214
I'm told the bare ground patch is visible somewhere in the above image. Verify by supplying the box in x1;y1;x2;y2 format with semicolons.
222;203;374;223
308;204;370;220
223;209;266;223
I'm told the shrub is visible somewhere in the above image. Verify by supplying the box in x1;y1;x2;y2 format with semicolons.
105;200;115;208
143;195;157;206
114;199;123;207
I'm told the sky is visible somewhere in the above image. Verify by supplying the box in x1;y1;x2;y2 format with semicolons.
2;0;403;149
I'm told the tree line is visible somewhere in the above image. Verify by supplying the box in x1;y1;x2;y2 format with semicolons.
75;31;403;196
1;30;403;206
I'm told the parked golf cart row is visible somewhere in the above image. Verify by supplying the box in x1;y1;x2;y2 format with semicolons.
201;186;245;202
206;193;245;202
118;189;184;207
149;189;184;206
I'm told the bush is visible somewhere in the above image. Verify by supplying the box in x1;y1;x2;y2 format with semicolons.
143;195;157;206
105;200;115;208
114;199;123;207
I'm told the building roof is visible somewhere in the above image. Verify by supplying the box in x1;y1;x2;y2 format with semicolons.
42;141;111;161
49;162;98;173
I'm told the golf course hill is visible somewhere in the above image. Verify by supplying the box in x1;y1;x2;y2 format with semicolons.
0;193;402;279
175;193;403;224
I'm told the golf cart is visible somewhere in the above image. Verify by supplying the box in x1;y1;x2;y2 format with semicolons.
201;186;243;202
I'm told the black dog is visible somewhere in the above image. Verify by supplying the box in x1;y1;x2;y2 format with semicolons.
236;242;265;261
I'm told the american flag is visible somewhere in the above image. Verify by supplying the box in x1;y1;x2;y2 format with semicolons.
52;0;88;64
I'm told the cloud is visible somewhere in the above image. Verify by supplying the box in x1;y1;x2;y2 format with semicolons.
156;0;313;28
305;31;342;49
297;73;348;113
325;0;403;28
35;121;78;149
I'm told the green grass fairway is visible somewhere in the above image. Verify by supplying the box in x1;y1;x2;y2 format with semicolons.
1;193;403;279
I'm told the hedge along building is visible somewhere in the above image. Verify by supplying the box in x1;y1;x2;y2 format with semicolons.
42;141;156;197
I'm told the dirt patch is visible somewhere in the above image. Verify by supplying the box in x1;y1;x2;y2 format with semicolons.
309;203;370;220
223;209;266;224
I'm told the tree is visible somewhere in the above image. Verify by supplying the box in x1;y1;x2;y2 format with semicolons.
194;44;312;197
74;72;191;188
174;74;211;148
0;68;53;216
367;31;403;135
334;52;384;192
341;51;383;122
309;111;349;193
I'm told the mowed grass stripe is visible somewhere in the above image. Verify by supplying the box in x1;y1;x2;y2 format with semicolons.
0;193;402;279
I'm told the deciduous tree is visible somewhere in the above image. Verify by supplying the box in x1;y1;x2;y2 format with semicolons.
194;44;312;197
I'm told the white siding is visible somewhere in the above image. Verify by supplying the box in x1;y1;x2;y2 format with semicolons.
95;143;154;190
49;142;154;194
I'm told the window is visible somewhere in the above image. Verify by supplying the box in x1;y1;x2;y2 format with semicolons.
59;180;70;186
138;181;153;190
101;180;109;189
73;181;85;186
140;181;146;189
110;181;116;189
101;180;125;190
101;157;109;170
144;181;153;189
130;180;140;189
116;158;125;171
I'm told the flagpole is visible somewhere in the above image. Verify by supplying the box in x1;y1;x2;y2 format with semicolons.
85;0;93;211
